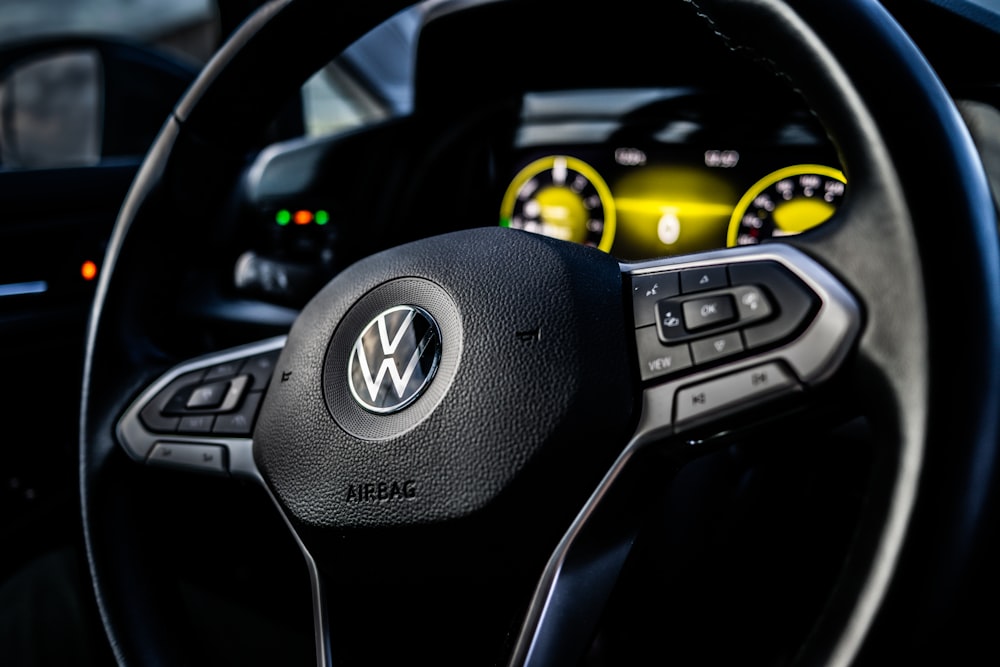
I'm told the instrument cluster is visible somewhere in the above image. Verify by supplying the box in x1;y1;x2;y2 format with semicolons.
497;90;847;260
239;88;848;307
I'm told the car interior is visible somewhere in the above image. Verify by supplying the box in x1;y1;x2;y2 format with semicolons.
4;0;1000;665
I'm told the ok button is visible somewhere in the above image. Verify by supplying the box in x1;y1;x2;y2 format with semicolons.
682;295;737;331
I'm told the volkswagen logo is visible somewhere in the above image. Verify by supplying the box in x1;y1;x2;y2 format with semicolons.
348;305;442;414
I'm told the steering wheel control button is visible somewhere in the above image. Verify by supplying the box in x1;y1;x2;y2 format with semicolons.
655;299;686;342
140;403;179;433
347;305;442;414
212;391;263;435
674;362;799;427
654;288;749;344
732;285;773;323
635;326;692;381
185;380;230;409
729;261;819;349
173;374;248;413
632;271;679;327
682;295;737;331
147;442;227;475
240;351;280;389
680;266;728;294
203;360;242;381
690;331;744;364
139;370;206;433
217;375;249;411
178;414;214;434
163;387;198;415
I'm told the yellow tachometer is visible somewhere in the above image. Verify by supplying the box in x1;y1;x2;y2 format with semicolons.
728;164;846;247
500;155;616;252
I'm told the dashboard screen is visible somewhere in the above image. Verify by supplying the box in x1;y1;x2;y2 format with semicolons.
498;90;846;260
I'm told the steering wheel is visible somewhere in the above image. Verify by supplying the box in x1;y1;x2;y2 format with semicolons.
80;0;1000;664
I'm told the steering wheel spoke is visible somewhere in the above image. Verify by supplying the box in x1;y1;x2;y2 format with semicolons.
116;335;341;666
509;242;863;666
625;244;862;439
116;337;286;480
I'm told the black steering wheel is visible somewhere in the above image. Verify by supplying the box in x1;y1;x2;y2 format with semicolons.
81;0;1000;665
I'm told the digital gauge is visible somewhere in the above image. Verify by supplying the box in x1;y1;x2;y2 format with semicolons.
500;155;616;252
728;164;846;247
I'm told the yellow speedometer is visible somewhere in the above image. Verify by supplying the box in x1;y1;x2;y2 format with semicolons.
500;155;616;252
728;164;846;247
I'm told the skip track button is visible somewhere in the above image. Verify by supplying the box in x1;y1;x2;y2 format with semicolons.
674;362;799;427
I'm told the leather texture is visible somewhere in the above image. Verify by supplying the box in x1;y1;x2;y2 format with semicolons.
254;227;633;529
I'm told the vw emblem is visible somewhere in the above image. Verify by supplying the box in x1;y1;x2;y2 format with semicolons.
348;305;442;414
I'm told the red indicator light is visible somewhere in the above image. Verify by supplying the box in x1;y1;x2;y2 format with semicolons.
294;210;313;225
81;260;98;281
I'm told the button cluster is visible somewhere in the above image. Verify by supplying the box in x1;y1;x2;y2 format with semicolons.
674;362;797;425
139;350;279;436
632;261;818;382
147;441;227;474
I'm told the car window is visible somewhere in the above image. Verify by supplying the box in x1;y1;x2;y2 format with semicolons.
0;0;425;166
0;0;219;170
301;63;391;138
300;4;425;138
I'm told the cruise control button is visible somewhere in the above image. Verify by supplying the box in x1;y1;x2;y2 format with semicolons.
674;362;799;426
682;295;737;331
241;351;281;390
635;326;692;381
213;391;263;435
147;442;227;474
164;389;193;415
140;404;179;433
186;380;230;409
178;414;215;434
217;375;249;412
690;331;744;364
632;272;679;328
203;360;243;381
680;266;727;294
139;370;205;433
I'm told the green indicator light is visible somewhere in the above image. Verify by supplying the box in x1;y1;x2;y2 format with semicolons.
315;210;330;225
276;209;291;226
499;217;510;228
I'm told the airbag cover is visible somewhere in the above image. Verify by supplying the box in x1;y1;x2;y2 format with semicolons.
253;227;633;529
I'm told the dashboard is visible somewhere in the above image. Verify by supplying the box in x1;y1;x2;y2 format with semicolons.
239;86;848;308
498;89;845;260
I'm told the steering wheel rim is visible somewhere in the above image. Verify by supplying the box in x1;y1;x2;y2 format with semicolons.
80;0;1000;665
